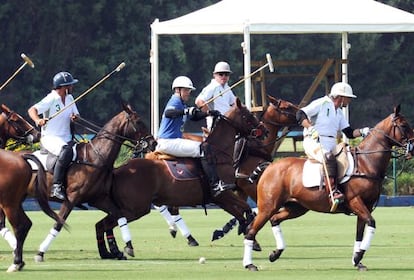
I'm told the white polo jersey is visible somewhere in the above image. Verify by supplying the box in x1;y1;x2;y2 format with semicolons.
33;90;79;143
196;79;236;128
301;95;349;139
197;79;236;113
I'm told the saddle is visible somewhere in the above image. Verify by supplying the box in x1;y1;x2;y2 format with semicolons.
27;145;77;173
145;151;203;181
302;143;354;188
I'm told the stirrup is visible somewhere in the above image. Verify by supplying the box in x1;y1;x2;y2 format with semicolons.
212;181;236;197
330;190;344;203
51;183;65;200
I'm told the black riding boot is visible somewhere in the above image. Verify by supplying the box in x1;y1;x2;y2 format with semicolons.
200;142;235;197
324;152;344;203
51;144;73;200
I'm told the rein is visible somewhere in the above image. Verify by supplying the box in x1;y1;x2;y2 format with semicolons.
259;100;299;149
74;116;143;150
0;111;37;149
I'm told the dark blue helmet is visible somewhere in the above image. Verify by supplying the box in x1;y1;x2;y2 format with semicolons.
53;72;78;89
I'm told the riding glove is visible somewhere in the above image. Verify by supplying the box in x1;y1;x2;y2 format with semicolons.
359;127;370;138
308;126;319;140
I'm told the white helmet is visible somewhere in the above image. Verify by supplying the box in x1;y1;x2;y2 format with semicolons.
171;76;195;90
213;61;232;74
330;82;357;98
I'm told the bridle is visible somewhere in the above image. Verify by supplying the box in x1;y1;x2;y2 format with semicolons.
261;99;298;127
74;113;153;159
1;111;37;147
357;114;414;158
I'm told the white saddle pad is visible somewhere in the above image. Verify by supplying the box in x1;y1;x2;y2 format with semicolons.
302;149;354;187
27;150;48;171
27;145;77;171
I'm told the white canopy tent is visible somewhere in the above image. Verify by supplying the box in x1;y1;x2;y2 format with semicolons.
150;0;414;135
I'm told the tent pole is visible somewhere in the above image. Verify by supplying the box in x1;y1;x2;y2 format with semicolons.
151;20;160;137
342;32;350;142
243;23;251;110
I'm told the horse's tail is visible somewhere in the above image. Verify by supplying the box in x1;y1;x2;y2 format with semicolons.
247;161;271;184
22;153;66;226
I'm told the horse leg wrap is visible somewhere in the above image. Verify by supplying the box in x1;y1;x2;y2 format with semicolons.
0;227;17;250
158;205;176;229
248;161;270;184
172;215;190;238
117;217;131;243
271;225;286;250
243;239;254;268
360;226;375;251
39;228;60;253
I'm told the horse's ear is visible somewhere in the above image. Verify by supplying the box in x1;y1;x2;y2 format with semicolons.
1;104;10;113
121;101;133;114
236;97;242;108
267;95;276;104
394;104;401;116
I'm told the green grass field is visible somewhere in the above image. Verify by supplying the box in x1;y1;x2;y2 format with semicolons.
0;207;413;279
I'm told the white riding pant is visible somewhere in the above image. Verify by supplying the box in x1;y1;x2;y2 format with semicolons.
41;135;68;156
303;135;337;163
41;135;77;160
156;138;202;158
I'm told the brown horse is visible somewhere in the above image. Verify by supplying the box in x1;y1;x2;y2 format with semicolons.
92;98;267;259
0;104;40;148
242;105;414;271
0;151;64;272
211;95;299;242
32;103;156;262
0;105;58;272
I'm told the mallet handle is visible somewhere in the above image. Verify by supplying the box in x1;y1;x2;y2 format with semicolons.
48;62;126;120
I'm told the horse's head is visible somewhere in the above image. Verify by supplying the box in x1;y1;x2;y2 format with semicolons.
0;104;40;146
120;103;157;151
368;105;414;158
264;95;299;127
223;98;266;139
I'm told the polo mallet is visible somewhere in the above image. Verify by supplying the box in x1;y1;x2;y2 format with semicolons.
0;53;35;91
48;62;126;121
318;143;339;212
202;53;274;107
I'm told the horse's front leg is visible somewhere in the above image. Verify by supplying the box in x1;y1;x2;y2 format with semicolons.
349;198;375;271
95;215;125;259
34;204;72;262
0;209;17;250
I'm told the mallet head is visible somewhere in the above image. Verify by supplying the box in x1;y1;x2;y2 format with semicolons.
116;62;126;72
266;53;274;73
21;53;34;68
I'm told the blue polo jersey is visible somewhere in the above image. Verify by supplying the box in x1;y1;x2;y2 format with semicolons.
157;94;187;139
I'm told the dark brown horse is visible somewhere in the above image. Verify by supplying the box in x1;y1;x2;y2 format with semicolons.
92;98;267;259
32;103;156;262
242;105;414;271
212;95;299;242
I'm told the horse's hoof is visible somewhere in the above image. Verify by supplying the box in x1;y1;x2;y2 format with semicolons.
211;230;224;241
356;262;368;271
117;254;127;260
7;262;24;272
253;240;262;252
269;249;284;262
353;250;365;266
187;235;199;246
34;253;44;263
245;264;259;271
169;229;177;238
124;246;135;257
